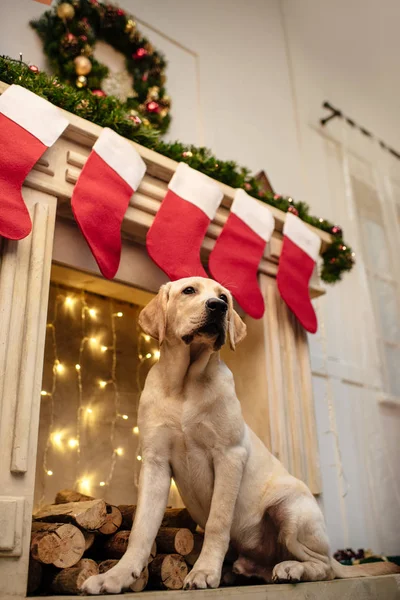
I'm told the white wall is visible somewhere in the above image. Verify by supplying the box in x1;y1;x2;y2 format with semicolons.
1;0;399;555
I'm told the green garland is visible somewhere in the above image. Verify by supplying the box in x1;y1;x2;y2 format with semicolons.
30;0;171;133
0;55;355;284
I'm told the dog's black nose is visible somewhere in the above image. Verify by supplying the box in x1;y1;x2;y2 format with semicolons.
206;298;228;314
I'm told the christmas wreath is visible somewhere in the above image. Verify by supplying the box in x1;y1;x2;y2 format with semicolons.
30;0;171;133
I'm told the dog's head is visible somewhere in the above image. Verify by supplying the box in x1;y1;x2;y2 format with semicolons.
138;277;246;351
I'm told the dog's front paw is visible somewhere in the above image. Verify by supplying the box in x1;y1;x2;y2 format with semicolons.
82;569;136;595
183;567;221;590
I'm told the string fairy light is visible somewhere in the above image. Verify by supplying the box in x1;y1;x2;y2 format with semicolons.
39;284;161;505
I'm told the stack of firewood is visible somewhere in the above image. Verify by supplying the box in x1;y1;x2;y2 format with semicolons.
28;489;221;595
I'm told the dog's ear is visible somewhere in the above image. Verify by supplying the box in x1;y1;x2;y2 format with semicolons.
228;308;247;350
138;283;171;344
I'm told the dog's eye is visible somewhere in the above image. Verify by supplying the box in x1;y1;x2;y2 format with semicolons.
219;294;228;303
182;286;196;295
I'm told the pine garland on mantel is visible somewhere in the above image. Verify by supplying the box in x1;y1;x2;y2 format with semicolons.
0;55;355;284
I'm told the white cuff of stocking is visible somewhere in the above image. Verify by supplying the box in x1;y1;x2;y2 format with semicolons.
94;128;146;191
168;162;223;220
283;212;321;261
231;189;275;242
0;84;69;147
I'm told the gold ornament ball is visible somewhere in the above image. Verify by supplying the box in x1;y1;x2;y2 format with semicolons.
76;75;87;88
82;44;93;57
57;2;75;20
74;55;92;75
125;19;136;33
148;86;159;100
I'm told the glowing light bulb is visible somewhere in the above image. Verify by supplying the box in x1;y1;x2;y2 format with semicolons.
137;455;142;461
51;431;63;448
133;426;139;435
75;364;81;371
115;447;124;456
116;312;123;317
153;350;160;360
144;335;150;342
47;470;53;476
55;362;65;374
90;337;98;345
65;296;74;306
86;407;93;414
68;438;79;449
80;477;91;492
99;380;107;389
122;414;129;420
88;308;96;318
99;481;106;487
145;353;152;359
41;390;48;396
101;345;108;352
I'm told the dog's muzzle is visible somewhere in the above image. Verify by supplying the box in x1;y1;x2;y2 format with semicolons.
182;298;228;348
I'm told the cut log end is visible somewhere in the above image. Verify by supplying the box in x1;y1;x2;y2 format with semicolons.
51;559;99;594
31;522;85;568
98;505;122;535
156;527;194;556
34;499;107;531
149;554;188;590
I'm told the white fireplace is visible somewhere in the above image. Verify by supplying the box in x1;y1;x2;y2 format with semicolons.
0;80;328;598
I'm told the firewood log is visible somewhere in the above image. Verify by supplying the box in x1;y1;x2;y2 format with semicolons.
55;489;122;535
55;489;93;504
156;527;194;556
27;558;42;594
118;505;197;532
148;554;188;590
98;560;149;592
30;529;61;566
50;559;98;594
31;522;85;568
185;532;204;566
34;499;107;531
97;505;122;535
103;530;156;562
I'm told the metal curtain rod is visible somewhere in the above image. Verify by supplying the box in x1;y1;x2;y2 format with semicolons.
320;101;400;161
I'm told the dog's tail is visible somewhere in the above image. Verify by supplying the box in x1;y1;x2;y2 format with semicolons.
332;557;400;579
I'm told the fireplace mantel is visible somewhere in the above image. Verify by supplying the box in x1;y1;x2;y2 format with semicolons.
0;81;330;297
0;82;325;599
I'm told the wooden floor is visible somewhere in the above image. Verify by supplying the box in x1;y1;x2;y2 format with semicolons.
26;574;400;600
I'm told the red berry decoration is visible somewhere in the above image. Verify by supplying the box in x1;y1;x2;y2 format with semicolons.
244;183;251;190
331;225;343;236
129;114;142;125
287;205;299;216
146;101;160;113
274;194;281;200
91;89;106;97
133;47;148;59
28;65;39;74
117;8;125;15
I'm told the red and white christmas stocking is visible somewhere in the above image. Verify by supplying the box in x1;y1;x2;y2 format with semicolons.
209;189;275;319
72;128;146;279
0;84;68;240
277;212;321;333
146;162;223;280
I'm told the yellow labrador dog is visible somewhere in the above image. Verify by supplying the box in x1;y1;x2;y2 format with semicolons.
83;277;398;594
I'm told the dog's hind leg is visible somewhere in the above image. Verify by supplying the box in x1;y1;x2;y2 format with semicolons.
270;493;334;583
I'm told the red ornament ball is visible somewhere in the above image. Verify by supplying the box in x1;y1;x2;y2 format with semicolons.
244;183;251;191
273;194;281;200
28;65;39;74
146;101;160;113
117;8;125;15
287;205;299;216
133;47;148;60
91;89;107;97
142;72;149;82
331;225;343;236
